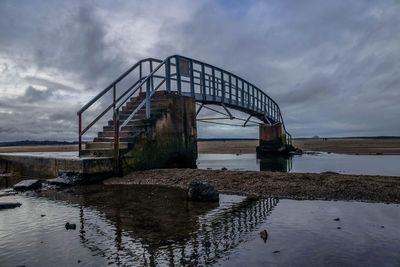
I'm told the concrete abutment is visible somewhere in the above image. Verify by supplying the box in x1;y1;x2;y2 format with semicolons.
120;93;198;172
256;123;293;154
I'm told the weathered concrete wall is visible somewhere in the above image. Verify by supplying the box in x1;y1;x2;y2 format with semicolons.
259;123;284;146
256;123;289;154
0;154;114;187
122;93;197;172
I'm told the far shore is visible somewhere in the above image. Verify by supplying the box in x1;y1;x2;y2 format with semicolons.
197;138;400;154
1;138;400;155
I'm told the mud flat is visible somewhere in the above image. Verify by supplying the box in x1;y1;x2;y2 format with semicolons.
293;138;400;155
105;169;400;203
199;138;400;154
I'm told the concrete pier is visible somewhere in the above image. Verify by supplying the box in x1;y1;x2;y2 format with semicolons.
122;93;197;172
256;123;291;154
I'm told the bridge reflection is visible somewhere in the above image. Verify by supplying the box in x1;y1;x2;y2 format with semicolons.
42;185;278;266
258;154;293;172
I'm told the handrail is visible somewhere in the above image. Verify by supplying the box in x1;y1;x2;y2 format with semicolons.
77;58;161;115
77;54;292;159
77;57;163;156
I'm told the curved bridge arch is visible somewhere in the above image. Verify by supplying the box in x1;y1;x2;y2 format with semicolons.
77;55;291;157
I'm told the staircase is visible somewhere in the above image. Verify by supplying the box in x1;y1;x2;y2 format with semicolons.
80;92;170;158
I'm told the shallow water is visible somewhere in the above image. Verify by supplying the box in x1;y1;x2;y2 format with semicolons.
197;153;400;176
3;151;400;176
1;185;399;266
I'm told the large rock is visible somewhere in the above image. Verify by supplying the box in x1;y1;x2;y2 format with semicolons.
187;181;219;202
0;202;22;210
47;172;82;187
13;179;41;191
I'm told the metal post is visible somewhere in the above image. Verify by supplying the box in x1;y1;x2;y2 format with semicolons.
176;56;182;94
139;63;142;93
235;77;239;105
146;80;151;119
247;84;250;108
112;85;116;113
149;60;154;91
201;64;206;100
256;90;259;110
269;98;272;116
221;71;225;102
229;75;232;104
112;85;119;163
78;113;82;156
212;68;216;100
241;80;245;107
189;60;194;96
252;86;255;110
113;108;120;162
166;57;171;93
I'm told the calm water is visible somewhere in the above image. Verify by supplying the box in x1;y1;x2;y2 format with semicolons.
1;185;399;267
3;151;400;176
197;153;400;176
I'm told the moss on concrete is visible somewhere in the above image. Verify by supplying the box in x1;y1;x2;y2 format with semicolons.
121;94;197;172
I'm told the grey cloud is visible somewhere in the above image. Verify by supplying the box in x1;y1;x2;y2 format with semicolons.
17;86;55;103
0;0;400;141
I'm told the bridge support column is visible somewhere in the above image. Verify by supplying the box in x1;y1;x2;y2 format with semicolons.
122;93;197;172
256;123;290;155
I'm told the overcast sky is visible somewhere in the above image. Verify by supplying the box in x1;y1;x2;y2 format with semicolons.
0;0;399;141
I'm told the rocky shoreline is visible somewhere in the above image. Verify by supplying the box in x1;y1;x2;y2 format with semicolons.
105;169;400;203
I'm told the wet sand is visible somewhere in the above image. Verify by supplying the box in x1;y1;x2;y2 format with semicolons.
293;138;400;155
105;169;400;203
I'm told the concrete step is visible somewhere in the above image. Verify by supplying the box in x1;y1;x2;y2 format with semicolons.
98;130;142;138
103;125;145;132
107;118;150;127
121;124;150;132
103;124;151;132
94;136;140;143
80;148;114;157
85;142;129;149
118;110;165;120
108;114;147;126
124;101;143;109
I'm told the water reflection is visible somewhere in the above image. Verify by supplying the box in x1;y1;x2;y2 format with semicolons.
198;153;400;175
40;185;278;266
258;155;293;172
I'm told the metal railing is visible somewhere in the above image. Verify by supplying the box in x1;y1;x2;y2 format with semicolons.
77;55;291;158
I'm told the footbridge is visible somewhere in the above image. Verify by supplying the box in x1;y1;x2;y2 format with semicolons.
77;55;292;171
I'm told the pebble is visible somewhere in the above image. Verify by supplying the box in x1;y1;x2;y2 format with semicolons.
260;229;268;242
65;222;77;230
